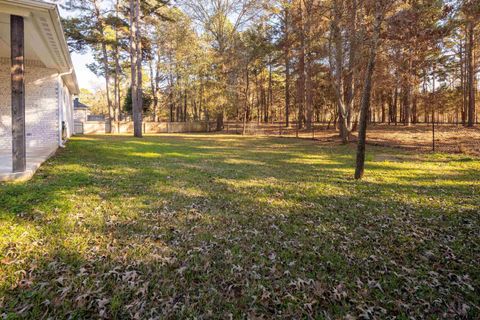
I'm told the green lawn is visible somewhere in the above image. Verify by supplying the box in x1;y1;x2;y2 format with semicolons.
1;134;479;318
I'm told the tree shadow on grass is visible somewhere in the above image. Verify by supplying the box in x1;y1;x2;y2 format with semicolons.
2;187;478;318
1;135;479;318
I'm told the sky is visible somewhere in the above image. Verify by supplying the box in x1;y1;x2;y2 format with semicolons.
71;51;104;91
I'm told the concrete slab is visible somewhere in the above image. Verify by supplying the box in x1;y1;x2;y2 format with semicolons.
0;146;58;182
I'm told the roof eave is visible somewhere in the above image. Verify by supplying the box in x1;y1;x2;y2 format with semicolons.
48;3;79;94
0;0;79;95
0;0;56;12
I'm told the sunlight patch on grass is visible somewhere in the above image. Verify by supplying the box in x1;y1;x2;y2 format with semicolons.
216;177;281;189
47;163;93;173
159;185;209;199
128;152;162;158
223;158;266;166
71;136;101;141
282;155;347;166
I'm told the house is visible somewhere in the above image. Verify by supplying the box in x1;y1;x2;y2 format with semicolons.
0;0;79;181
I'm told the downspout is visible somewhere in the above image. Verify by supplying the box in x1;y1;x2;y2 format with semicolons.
57;68;73;147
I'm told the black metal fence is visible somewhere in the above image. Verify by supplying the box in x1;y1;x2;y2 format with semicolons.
220;121;480;155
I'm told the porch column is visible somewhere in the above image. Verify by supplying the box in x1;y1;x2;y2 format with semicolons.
11;15;26;173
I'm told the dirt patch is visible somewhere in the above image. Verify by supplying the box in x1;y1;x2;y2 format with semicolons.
225;123;480;157
363;124;480;156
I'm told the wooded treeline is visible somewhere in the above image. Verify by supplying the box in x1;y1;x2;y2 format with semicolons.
64;0;478;175
65;0;478;136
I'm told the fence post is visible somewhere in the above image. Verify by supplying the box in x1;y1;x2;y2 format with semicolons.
312;124;315;140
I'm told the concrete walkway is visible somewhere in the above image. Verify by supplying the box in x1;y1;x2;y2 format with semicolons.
0;146;58;182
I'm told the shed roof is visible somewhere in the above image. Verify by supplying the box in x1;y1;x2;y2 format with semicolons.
74;98;89;110
0;0;79;94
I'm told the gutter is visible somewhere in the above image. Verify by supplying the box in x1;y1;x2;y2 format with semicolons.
57;68;74;147
57;77;64;147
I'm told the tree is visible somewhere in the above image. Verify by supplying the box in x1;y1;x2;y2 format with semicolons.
355;0;399;180
129;0;142;137
182;0;265;130
63;0;116;132
462;0;479;127
328;0;360;143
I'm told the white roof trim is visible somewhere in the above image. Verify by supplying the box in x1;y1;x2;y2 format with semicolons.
0;0;79;94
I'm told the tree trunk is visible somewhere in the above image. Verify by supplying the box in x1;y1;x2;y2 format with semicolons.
93;0;113;133
412;85;418;124
134;0;143;137
344;0;357;130
402;82;411;126
355;9;383;180
304;0;314;129
460;40;466;125
423;72;428;123
331;0;349;143
184;89;188;122
216;112;223;131
149;60;158;122
113;0;121;126
393;86;398;124
381;93;386;123
245;68;250;121
284;5;291;127
268;63;273;123
297;0;305;129
466;20;475;127
129;0;140;137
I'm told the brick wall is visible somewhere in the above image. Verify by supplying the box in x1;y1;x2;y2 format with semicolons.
0;59;59;150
